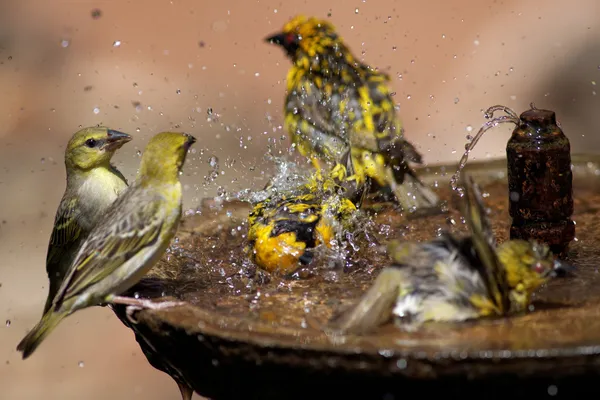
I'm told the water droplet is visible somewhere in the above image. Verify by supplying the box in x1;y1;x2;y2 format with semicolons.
112;40;121;47
78;361;85;368
176;89;181;94
93;107;100;114
466;125;473;132
209;156;219;168
396;359;407;369
474;39;480;46
406;94;411;100
5;319;10;327
547;385;558;396
91;9;102;19
60;39;70;48
355;8;359;13
454;97;460;104
441;34;446;39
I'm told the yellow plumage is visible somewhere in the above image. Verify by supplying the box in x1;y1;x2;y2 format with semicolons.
246;164;362;275
327;176;569;334
17;132;196;359
44;127;131;313
266;15;439;212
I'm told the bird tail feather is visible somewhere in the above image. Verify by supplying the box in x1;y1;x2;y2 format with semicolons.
16;309;68;359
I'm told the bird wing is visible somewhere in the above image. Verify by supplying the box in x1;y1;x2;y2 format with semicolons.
458;176;510;312
109;163;129;186
349;70;423;164
52;189;165;309
286;74;352;156
327;267;404;335
46;197;85;266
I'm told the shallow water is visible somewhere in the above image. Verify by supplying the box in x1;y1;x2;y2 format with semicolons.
139;166;600;358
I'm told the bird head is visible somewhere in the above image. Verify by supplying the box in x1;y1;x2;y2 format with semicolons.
265;15;351;69
65;126;131;171
496;239;569;311
138;132;196;185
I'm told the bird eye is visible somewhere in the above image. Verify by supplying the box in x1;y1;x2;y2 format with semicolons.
285;33;298;44
85;139;97;148
533;262;546;274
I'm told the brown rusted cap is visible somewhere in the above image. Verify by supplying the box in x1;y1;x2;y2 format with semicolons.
519;108;557;128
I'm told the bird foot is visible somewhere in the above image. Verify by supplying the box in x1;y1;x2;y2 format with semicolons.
110;296;185;324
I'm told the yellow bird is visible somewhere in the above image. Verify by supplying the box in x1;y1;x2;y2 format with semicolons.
44;127;131;313
17;132;196;359
327;176;571;334
265;15;439;213
247;164;363;275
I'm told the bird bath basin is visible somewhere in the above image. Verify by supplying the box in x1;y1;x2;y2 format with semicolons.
112;155;600;399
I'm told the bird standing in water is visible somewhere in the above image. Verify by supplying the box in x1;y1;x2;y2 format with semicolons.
247;163;364;275
265;15;439;213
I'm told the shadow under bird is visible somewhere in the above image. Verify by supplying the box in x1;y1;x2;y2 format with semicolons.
17;131;196;359
327;176;573;335
44;126;132;314
265;15;439;213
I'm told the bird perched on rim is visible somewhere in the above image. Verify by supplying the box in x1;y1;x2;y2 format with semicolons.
17;131;196;359
43;126;132;314
265;15;439;213
247;163;364;275
326;176;570;334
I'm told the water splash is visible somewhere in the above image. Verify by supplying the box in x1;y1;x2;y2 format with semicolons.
234;155;312;204
450;104;520;196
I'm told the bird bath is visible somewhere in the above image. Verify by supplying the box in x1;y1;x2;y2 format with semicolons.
112;155;600;399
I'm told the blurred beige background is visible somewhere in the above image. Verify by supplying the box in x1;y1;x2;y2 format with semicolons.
1;0;599;398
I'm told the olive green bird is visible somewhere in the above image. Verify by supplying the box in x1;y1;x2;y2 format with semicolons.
17;131;196;359
44;126;132;314
327;176;571;334
265;15;439;213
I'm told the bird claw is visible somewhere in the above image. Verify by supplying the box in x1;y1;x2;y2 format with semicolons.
110;295;185;324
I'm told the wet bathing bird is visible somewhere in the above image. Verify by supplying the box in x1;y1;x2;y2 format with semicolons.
44;126;131;314
265;15;439;213
17;131;196;359
247;163;364;275
327;176;570;334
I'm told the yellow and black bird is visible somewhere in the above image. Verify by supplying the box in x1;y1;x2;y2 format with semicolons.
327;176;571;334
247;164;364;275
265;15;439;213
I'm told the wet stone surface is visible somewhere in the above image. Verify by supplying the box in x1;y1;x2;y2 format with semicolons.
112;158;600;398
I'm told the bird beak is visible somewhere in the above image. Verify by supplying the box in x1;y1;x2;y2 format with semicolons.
104;130;132;151
183;133;197;150
265;32;285;45
552;259;576;277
